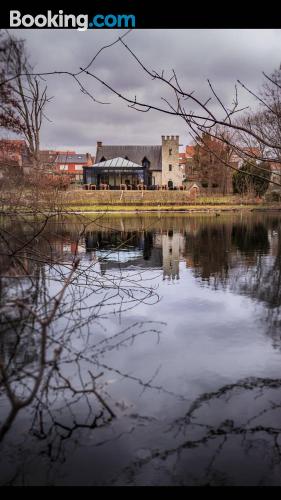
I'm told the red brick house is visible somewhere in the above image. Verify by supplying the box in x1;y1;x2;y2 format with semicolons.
54;153;93;182
0;139;30;180
0;139;30;166
40;150;94;183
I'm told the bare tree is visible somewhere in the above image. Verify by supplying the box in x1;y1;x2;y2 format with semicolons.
0;31;50;170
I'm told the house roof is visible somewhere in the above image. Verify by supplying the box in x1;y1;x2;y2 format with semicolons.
184;181;200;191
179;152;186;164
0;139;27;151
185;145;195;157
91;157;144;169
56;153;88;164
0;139;26;145
96;145;162;171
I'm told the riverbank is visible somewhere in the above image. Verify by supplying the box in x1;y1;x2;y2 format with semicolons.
45;190;281;212
61;203;281;213
2;189;281;214
3;205;281;216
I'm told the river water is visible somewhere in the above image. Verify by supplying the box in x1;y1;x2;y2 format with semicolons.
1;212;281;485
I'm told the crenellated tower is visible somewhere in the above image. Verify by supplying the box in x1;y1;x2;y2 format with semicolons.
161;135;183;188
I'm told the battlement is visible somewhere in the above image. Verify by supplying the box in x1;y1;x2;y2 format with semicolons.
161;135;179;142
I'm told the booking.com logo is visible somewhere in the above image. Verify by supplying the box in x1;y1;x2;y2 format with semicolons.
89;14;135;28
9;10;136;30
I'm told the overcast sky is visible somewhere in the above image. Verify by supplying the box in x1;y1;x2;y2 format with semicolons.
7;29;281;155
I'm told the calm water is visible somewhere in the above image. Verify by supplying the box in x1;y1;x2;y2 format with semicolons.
1;212;281;485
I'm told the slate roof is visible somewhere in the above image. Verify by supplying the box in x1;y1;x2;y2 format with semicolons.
92;157;144;169
96;145;162;171
56;153;88;164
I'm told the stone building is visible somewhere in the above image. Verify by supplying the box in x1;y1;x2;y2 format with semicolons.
83;136;185;188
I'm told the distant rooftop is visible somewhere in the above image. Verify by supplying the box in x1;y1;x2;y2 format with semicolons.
56;153;88;163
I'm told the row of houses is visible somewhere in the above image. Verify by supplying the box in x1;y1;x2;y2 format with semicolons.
0;140;94;182
1;136;280;193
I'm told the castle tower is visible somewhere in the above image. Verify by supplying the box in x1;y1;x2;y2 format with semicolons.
161;135;182;188
162;230;185;280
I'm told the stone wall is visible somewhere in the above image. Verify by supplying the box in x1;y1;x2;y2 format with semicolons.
161;136;183;187
153;171;162;186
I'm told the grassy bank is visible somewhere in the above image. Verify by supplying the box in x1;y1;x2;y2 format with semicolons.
62;191;251;207
65;204;259;213
57;192;280;212
2;188;281;214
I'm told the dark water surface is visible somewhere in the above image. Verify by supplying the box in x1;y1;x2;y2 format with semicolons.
1;212;281;485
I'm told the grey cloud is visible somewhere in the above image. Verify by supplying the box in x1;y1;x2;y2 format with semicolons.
8;28;281;154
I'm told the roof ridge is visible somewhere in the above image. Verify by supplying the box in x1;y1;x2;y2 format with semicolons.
99;145;161;148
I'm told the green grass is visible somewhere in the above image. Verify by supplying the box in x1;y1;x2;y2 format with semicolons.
64;204;261;212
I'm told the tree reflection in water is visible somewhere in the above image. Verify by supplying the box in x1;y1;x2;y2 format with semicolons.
1;212;281;485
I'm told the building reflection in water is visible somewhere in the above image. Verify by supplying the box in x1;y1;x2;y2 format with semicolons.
5;213;278;291
46;216;281;286
84;228;188;280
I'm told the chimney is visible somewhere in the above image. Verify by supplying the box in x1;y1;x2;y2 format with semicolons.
86;152;92;165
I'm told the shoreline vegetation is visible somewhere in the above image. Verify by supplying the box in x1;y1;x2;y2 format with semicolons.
58;205;281;213
2;189;281;214
2;205;281;215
